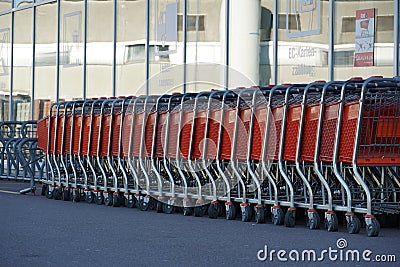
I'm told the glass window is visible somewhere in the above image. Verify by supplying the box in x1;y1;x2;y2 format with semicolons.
86;0;113;98
276;0;328;84
0;14;11;121
13;9;33;121
35;2;57;119
115;0;146;96
334;1;394;79
0;0;12;13
59;0;84;101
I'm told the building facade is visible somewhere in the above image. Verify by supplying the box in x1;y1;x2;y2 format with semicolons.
0;0;399;120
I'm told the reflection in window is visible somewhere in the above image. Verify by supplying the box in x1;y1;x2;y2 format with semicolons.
125;44;170;63
177;14;205;31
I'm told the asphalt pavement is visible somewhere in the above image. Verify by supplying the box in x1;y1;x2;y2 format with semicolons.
0;180;399;267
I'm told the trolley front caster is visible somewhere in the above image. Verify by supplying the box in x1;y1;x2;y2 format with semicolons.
85;190;94;204
241;203;253;222
41;184;47;196
325;211;338;232
94;190;104;205
156;201;164;213
255;205;265;224
163;203;175;214
365;215;380;237
103;192;113;206
53;186;63;200
306;210;320;230
138;196;151;211
194;200;205;217
124;194;137;208
284;208;296;227
62;188;71;201
45;186;54;199
183;207;193;216
225;202;236;220
112;192;121;207
346;213;361;234
72;189;81;202
271;206;284;225
208;201;220;219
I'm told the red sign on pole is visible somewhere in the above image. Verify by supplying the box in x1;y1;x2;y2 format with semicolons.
354;8;375;67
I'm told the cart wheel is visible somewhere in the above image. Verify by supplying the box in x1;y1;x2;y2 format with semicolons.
62;188;70;201
208;203;219;219
112;194;120;207
255;206;265;224
163;204;175;214
139;199;149;211
41;184;47;196
72;192;81;203
272;207;284;225
225;203;236;220
183;207;193;216
325;212;338;232
366;217;380;237
85;192;94;204
241;205;253;222
148;198;156;210
45;187;53;199
347;216;361;234
104;194;113;206
156;201;164;213
284;209;296;227
308;211;320;230
125;197;137;208
53;188;62;200
95;194;104;205
194;206;205;217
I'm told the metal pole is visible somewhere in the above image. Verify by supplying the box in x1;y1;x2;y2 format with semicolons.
225;0;229;89
83;0;88;99
145;0;150;95
272;0;278;85
112;0;117;97
394;0;399;76
10;12;14;120
183;0;187;93
32;5;36;120
328;0;334;81
56;0;61;102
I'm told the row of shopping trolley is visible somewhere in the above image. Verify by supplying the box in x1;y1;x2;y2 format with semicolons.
37;76;400;237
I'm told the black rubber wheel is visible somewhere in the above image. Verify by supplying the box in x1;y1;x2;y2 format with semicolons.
194;205;205;217
156;201;164;213
163;204;175;214
183;207;193;216
112;194;120;207
104;194;113;206
347;216;361;234
308;212;320;230
72;191;81;202
272;207;284;225
41;184;47;196
45;187;53;199
148;198;156;210
62;189;70;201
95;194;104;205
284;209;296;227
125;196;137;208
255;207;265;224
139;199;149;211
53;188;62;200
225;204;236;220
325;213;339;232
208;204;219;219
85;192;95;204
241;205;253;222
366;217;380;237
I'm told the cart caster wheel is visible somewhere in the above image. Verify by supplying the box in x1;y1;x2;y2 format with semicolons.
284;208;296;227
307;210;320;230
125;197;137;208
255;206;265;224
346;214;361;234
325;212;338;232
148;198;156;210
366;217;380;237
85;192;94;204
45;187;53;199
72;192;81;203
41;184;47;196
225;203;236;220
156;201;164;213
241;204;253;222
194;205;205;217
53;188;62;200
208;203;219;219
62;189;70;201
139;199;149;211
112;194;121;207
95;194;104;205
183;207;193;216
272;206;284;225
104;195;113;206
163;204;175;214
